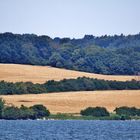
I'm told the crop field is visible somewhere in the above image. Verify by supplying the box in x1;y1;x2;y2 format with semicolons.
1;90;140;114
0;64;137;83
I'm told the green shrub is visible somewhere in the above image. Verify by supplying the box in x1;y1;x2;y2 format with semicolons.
2;106;21;120
30;104;50;119
80;107;110;117
114;106;140;116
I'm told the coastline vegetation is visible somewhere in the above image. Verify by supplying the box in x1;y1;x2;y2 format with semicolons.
1;98;140;120
49;106;140;121
0;98;50;120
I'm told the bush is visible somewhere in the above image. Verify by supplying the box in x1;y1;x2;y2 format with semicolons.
114;106;140;116
30;104;50;119
2;106;21;120
2;105;36;120
19;105;36;119
0;98;50;120
80;107;110;117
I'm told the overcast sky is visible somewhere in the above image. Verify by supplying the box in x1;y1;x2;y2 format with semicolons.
0;0;140;38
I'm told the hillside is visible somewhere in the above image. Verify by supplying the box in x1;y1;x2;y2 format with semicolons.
0;64;137;84
0;33;140;75
1;90;140;114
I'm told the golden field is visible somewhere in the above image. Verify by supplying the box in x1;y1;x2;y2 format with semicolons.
0;63;139;114
0;64;137;83
1;90;140;114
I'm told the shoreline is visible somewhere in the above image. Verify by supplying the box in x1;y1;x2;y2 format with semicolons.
0;113;140;121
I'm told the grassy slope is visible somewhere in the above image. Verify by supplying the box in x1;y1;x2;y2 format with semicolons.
1;90;140;114
0;64;137;83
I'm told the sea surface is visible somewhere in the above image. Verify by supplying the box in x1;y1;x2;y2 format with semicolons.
0;120;140;140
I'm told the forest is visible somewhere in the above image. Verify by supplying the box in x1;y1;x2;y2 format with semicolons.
0;32;140;75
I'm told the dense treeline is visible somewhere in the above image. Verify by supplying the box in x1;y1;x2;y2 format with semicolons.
0;98;50;120
0;81;45;94
0;77;140;95
0;32;140;75
45;78;140;92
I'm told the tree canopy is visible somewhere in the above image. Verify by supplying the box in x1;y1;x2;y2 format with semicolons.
80;107;110;117
0;98;50;120
0;32;140;75
0;78;140;95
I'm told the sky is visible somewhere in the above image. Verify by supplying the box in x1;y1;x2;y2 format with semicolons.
0;0;140;38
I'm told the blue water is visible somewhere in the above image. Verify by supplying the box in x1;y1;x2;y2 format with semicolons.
0;120;140;140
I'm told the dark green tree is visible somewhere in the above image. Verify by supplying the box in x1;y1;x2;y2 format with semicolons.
2;106;21;120
30;104;50;118
80;107;110;117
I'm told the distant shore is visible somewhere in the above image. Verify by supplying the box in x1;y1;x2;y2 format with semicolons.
46;113;140;121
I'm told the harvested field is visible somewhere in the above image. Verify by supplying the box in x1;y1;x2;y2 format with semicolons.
0;64;137;83
1;90;140;114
